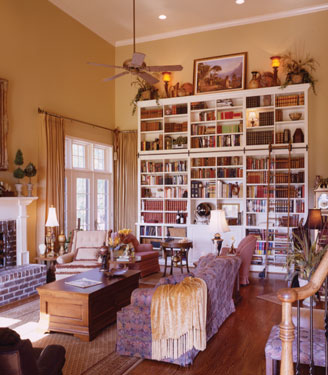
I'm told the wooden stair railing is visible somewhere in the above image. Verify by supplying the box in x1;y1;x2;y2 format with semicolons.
277;249;328;375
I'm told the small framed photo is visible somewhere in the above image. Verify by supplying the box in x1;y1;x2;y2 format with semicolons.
193;52;247;95
220;203;240;219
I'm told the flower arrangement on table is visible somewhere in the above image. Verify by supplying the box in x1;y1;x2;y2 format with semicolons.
109;228;133;259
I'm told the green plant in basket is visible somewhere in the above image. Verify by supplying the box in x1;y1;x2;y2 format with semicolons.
287;225;328;280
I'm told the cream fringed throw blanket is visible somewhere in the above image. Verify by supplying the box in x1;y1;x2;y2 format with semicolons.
151;277;207;361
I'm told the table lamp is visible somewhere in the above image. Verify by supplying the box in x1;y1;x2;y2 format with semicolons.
209;210;230;255
45;206;59;257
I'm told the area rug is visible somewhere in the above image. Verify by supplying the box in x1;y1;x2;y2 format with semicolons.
257;292;281;305
0;299;141;375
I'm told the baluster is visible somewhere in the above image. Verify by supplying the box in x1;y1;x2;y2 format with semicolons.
296;299;301;375
325;276;328;375
309;295;314;375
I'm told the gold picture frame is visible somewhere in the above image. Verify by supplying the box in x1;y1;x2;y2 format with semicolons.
193;52;247;95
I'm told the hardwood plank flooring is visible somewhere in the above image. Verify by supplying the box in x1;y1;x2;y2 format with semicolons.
129;274;286;375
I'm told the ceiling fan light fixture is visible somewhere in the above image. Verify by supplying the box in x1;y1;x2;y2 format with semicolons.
235;0;245;4
158;14;167;20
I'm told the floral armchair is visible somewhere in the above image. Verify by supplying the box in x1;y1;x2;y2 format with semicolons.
55;230;109;280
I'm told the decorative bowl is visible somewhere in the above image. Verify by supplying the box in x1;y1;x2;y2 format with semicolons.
289;112;302;121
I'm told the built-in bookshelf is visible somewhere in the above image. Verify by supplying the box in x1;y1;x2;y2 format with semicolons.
137;84;309;271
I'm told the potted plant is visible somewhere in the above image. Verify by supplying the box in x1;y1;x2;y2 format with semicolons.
13;149;25;196
131;77;160;115
24;162;37;197
287;225;328;305
281;52;319;94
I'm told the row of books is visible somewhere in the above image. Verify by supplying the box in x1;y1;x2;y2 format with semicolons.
164;161;187;172
164;187;188;198
165;200;187;212
246;157;304;170
278;215;299;227
165;213;187;224
191;168;216;179
275;200;294;213
165;175;188;185
247;186;275;198
217;123;242;134
246;157;271;170
246;199;268;213
164;122;187;133
217;134;241;147
276;157;304;169
141;212;163;223
218;110;242;120
246;130;274;145
258;111;274;126
198;110;215;121
217;167;243;178
165;104;188;115
191;136;215;148
275;93;304;107
191;124;216;135
141;121;162;132
140;226;162;237
246;229;274;241
141;108;163;119
275;171;304;183
141;176;163;185
218;156;243;166
141;187;164;198
141;200;163;211
140;135;163;151
247;171;270;184
191;157;216;167
141;161;163;173
217;181;243;198
191;181;216;198
276;186;304;198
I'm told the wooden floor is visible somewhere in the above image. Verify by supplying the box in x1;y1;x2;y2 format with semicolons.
131;274;286;375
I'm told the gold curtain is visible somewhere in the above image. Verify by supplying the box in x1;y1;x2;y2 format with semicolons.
114;131;138;232
44;114;65;233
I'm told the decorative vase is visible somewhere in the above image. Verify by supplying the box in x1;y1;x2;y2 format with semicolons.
27;183;33;197
248;71;261;89
298;278;316;306
15;183;23;197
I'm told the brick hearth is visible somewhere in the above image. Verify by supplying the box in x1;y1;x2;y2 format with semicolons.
0;264;46;306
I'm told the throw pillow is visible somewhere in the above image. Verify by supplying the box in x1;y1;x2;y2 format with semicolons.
74;247;100;261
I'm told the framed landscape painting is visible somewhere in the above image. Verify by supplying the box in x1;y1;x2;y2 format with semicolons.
193;52;247;94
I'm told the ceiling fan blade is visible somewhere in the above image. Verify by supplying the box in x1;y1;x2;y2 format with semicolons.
146;65;183;72
103;71;129;82
137;71;159;85
131;52;145;67
88;62;124;69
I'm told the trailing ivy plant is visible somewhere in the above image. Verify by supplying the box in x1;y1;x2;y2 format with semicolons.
131;77;160;115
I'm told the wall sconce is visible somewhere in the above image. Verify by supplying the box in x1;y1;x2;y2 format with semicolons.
45;206;59;257
270;56;281;86
249;111;257;127
162;72;171;98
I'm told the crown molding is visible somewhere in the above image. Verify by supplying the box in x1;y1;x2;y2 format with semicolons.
115;4;328;47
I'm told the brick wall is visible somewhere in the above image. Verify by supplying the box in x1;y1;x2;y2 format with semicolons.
0;264;47;306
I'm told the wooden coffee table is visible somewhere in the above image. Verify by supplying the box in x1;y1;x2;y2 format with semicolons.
37;269;140;341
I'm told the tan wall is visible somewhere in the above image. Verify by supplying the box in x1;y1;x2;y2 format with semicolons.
0;0;115;262
115;11;328;205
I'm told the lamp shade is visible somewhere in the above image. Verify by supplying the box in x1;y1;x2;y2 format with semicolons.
305;209;323;230
45;206;59;227
209;210;230;234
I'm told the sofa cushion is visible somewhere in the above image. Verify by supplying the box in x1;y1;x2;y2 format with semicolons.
73;230;107;259
74;247;100;261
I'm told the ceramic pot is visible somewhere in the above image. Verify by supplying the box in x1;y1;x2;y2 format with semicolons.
27;183;33;197
298;278;316;306
291;73;303;84
249;71;261;89
15;183;23;197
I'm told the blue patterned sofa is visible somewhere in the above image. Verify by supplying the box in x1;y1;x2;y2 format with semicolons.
116;253;241;366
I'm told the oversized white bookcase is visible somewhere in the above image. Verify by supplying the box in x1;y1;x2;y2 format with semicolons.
137;84;309;272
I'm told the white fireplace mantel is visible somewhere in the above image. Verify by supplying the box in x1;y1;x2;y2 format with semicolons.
0;197;38;265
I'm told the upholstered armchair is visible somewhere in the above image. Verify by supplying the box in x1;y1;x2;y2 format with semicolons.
120;233;160;277
0;327;66;375
55;230;109;280
235;235;257;285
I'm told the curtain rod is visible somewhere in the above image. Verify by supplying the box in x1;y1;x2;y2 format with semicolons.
37;108;137;134
38;107;114;133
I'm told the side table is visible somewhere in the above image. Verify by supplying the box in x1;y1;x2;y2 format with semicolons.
160;241;192;276
35;255;58;283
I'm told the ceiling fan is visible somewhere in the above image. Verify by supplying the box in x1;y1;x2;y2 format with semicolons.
88;0;183;85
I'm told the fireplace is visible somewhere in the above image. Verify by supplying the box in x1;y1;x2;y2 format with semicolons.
0;220;16;268
0;197;37;266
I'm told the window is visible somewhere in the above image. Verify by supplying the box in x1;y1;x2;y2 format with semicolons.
65;137;113;235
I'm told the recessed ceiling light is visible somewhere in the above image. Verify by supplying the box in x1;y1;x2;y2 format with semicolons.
158;14;167;20
235;0;245;4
